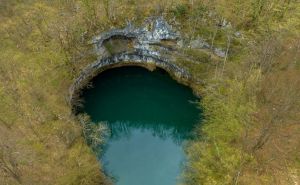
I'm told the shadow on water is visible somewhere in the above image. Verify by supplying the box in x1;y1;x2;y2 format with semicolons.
79;66;202;185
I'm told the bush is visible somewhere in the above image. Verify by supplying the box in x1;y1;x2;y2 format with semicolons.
172;4;188;18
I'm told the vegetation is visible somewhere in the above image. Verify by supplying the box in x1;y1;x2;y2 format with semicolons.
0;0;299;185
179;2;300;185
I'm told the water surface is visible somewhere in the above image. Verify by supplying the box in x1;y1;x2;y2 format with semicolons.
81;66;201;185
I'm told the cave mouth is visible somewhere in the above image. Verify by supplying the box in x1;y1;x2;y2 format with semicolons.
78;66;202;185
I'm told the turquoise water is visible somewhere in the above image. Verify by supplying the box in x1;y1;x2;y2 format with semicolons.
81;66;201;185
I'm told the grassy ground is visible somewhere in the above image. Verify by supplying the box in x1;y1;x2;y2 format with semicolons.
0;1;299;185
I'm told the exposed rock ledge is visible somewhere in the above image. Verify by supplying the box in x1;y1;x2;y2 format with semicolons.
69;17;198;106
69;50;192;105
91;17;180;54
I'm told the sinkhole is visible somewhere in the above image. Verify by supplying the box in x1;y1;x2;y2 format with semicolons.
78;66;202;185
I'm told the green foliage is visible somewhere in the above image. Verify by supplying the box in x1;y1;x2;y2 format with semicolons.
172;4;188;18
0;1;112;184
184;141;248;185
183;71;259;184
0;0;299;185
56;140;111;185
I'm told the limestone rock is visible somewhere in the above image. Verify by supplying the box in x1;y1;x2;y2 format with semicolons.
190;39;210;49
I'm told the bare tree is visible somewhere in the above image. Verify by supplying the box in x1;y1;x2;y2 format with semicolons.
252;71;300;151
221;34;232;77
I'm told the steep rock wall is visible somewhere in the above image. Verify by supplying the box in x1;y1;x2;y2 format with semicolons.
69;17;197;106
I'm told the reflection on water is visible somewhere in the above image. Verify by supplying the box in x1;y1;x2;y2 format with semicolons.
101;126;186;185
80;67;201;185
104;120;194;145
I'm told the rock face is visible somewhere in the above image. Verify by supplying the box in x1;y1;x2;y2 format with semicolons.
189;38;226;58
190;39;211;49
92;17;179;49
69;17;190;106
